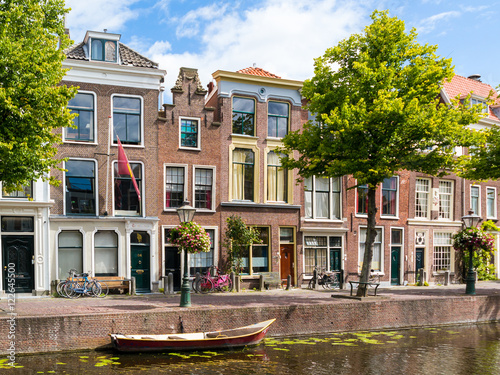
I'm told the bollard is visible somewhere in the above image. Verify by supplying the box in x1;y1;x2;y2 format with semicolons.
168;272;174;294
235;274;241;292
259;274;265;291
194;272;200;293
152;281;159;293
131;277;136;295
230;272;235;292
287;274;291;290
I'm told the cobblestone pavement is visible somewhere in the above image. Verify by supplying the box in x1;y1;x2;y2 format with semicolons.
1;281;499;318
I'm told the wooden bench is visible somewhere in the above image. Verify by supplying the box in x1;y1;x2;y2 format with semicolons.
259;272;282;290
97;276;131;294
349;281;380;296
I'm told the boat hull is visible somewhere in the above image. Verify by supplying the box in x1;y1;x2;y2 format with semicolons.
110;319;275;352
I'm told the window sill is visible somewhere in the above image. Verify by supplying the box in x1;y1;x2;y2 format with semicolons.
63;140;98;145
222;201;301;209
111;143;145;149
380;216;400;220
303;218;344;223
179;146;201;152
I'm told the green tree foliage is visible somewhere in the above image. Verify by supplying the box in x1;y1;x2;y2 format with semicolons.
280;10;482;296
222;215;261;274
0;0;76;191
460;127;500;181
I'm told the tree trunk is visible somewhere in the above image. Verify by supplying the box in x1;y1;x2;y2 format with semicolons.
357;186;378;297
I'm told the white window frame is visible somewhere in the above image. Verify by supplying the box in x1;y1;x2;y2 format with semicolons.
486;187;497;219
56;228;86;279
63;90;97;144
111;93;144;147
179;116;201;151
63;158;98;216
304;176;342;220
112;160;144;217
470;185;481;216
192;165;216;212
415;177;431;219
164;163;188;211
380;176;399;218
432;231;454;273
358;226;384;274
438;180;454;220
92;228;121;277
189;226;219;274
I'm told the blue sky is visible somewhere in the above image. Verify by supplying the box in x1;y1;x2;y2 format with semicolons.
65;0;500;103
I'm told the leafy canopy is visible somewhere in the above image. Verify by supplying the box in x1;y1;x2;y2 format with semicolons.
0;0;76;191
281;10;482;187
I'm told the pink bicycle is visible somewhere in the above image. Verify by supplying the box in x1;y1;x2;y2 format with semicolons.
193;266;233;293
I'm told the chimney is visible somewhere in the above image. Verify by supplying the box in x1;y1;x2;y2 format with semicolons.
468;74;481;82
207;81;214;95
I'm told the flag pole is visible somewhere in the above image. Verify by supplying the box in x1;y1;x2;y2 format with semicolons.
104;115;112;216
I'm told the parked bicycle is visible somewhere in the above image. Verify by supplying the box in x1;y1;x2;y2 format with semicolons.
193;266;233;293
307;267;340;289
58;270;109;298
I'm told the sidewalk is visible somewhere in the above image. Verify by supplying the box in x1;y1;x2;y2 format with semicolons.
2;281;500;318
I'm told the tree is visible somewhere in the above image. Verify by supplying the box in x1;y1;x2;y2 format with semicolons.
460;127;500;181
222;215;261;275
0;0;76;192
280;10;482;296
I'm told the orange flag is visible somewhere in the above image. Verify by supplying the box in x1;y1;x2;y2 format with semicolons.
117;136;141;200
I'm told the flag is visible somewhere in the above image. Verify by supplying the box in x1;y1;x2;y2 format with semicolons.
117;136;141;201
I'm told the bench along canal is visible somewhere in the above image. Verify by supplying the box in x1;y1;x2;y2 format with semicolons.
5;322;499;374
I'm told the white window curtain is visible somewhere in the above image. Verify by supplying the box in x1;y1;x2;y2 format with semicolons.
58;231;83;279
359;228;382;272
94;231;118;276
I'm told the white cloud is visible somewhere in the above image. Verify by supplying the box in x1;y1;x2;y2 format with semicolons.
65;0;141;42
417;11;461;34
149;0;372;103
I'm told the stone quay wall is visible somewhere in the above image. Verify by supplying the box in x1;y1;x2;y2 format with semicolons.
1;295;499;354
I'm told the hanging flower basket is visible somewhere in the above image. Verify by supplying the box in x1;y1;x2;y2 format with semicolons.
452;227;494;253
169;221;211;254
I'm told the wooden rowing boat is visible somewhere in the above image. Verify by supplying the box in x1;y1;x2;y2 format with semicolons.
109;318;276;352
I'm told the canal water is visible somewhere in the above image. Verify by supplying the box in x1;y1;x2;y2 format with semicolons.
3;323;499;374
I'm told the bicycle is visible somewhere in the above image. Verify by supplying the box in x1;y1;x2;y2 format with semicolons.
307;267;340;289
64;272;109;298
57;269;78;298
193;266;233;293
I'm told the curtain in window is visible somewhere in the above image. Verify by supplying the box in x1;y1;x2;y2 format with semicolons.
359;229;381;271
95;231;118;276
232;150;245;200
315;177;329;218
58;231;83;279
304;177;313;218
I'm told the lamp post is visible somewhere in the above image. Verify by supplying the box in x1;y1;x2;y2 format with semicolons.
177;200;196;307
461;209;482;295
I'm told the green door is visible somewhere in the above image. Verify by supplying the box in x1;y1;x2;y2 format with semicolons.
131;231;150;293
391;246;400;285
330;249;341;272
3;236;34;293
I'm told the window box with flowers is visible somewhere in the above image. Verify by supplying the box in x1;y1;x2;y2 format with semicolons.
169;222;211;254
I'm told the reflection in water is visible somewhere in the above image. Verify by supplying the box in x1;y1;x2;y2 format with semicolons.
5;323;500;374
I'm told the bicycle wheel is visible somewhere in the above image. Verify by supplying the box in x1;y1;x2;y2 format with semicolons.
91;280;108;297
56;280;68;297
64;281;81;299
221;277;233;292
322;276;335;289
196;276;213;294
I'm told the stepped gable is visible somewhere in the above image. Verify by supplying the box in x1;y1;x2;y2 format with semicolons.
64;42;158;69
237;66;281;79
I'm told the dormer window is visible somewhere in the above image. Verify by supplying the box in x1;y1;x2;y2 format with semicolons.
91;39;117;62
471;98;488;114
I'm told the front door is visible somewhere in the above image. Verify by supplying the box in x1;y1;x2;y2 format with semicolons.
165;246;181;291
280;244;294;285
2;236;34;293
131;245;150;293
330;249;341;272
391;246;400;285
416;247;424;273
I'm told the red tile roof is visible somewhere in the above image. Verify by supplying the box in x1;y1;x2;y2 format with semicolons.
442;74;500;121
237;67;281;79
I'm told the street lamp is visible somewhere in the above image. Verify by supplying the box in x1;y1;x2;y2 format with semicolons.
177;200;196;307
461;209;482;295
